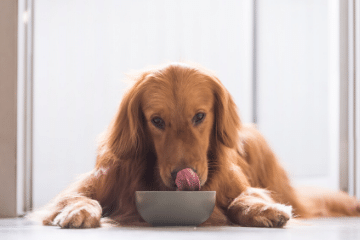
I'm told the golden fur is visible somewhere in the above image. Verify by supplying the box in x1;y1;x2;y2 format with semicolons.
30;63;360;228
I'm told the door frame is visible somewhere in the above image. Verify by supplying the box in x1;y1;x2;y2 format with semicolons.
17;0;34;215
347;0;360;198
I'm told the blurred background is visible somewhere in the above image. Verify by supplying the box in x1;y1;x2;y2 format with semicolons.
1;0;359;217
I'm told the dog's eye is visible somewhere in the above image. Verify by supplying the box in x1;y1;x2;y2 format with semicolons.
192;112;206;125
151;117;165;129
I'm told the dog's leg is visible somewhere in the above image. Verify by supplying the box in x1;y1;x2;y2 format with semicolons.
238;124;309;218
28;169;104;228
227;187;292;228
50;196;102;228
296;186;360;217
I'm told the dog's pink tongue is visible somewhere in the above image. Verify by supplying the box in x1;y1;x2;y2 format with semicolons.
175;168;201;191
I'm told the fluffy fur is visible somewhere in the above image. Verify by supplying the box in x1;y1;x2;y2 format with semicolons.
30;63;360;228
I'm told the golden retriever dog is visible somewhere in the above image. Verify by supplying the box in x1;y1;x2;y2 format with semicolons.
31;63;360;228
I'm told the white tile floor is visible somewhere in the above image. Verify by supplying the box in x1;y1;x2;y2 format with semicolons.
0;217;359;240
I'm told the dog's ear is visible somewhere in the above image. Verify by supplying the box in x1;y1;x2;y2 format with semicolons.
98;72;150;162
211;77;241;149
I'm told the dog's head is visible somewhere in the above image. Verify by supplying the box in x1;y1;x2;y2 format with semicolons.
100;63;240;189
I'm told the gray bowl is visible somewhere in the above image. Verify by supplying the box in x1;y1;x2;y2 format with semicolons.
135;191;216;226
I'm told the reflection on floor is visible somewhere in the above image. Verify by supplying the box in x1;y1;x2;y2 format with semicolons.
0;217;359;240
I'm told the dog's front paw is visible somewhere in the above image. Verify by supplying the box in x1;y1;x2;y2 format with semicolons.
227;188;292;228
53;199;102;228
244;203;291;228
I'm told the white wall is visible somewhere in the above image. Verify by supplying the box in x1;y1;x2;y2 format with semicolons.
256;0;339;189
33;0;253;208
